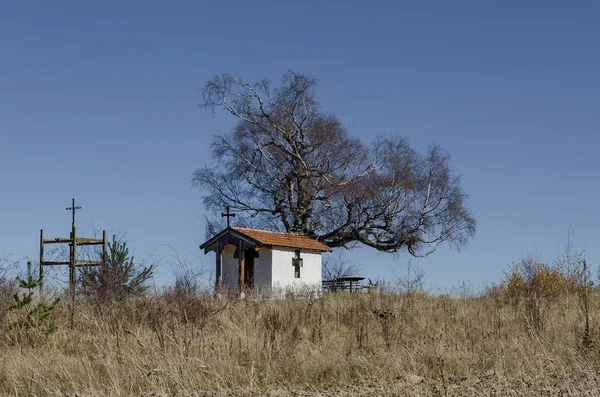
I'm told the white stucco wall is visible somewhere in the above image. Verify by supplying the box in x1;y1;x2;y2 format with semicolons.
220;245;322;294
253;247;272;289
220;246;273;291
271;247;322;293
221;245;238;291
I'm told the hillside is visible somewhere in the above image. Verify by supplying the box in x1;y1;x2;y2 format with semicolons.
1;288;598;396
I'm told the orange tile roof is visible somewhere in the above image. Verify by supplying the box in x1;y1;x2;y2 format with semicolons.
232;227;332;252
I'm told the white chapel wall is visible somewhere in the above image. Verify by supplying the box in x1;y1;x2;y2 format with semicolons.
252;247;272;290
271;247;322;292
221;244;238;291
221;245;273;292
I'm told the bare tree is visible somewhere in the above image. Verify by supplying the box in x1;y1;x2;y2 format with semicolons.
322;250;361;281
193;72;476;256
396;260;426;296
554;229;585;284
554;230;594;350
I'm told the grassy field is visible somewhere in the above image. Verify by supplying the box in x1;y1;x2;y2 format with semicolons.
1;285;599;396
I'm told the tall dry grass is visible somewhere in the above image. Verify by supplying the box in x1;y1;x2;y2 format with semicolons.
0;285;599;396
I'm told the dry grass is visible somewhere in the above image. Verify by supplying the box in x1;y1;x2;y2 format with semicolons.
1;287;600;396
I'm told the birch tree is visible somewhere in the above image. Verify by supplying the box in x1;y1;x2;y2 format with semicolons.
193;72;476;256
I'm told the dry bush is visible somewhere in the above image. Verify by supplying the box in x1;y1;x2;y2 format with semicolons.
0;272;16;331
506;257;576;332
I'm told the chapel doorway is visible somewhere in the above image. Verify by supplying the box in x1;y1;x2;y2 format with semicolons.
244;248;255;288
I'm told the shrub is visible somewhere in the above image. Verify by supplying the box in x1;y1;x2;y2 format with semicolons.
80;240;153;302
506;257;572;332
6;261;59;338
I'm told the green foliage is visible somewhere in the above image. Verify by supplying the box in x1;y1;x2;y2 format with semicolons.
81;241;153;301
8;261;59;333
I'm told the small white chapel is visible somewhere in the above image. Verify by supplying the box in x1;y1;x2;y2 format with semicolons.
200;226;332;294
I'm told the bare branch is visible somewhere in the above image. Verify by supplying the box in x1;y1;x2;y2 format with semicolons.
193;72;476;255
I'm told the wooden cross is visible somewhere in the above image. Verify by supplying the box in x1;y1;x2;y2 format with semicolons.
66;198;82;227
221;206;235;228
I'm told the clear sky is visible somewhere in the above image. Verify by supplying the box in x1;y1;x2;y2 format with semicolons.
1;1;599;291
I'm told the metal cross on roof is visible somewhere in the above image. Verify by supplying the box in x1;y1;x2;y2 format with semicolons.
221;206;235;228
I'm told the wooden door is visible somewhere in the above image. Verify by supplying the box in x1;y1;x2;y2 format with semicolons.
244;249;255;288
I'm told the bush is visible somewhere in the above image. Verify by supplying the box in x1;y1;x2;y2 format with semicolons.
6;261;59;340
506;257;575;332
80;240;153;302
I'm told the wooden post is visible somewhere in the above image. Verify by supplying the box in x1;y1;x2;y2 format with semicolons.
39;229;44;301
215;245;221;292
239;242;245;292
39;199;105;319
102;230;107;263
69;224;77;300
240;257;245;292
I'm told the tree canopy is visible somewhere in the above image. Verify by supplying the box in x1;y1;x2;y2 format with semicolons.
193;72;476;256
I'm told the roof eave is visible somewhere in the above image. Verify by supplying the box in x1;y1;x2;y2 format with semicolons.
270;244;333;252
199;227;262;254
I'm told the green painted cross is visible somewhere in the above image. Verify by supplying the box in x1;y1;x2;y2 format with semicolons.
293;250;303;278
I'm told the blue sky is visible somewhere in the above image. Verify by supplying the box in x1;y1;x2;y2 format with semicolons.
1;1;599;290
